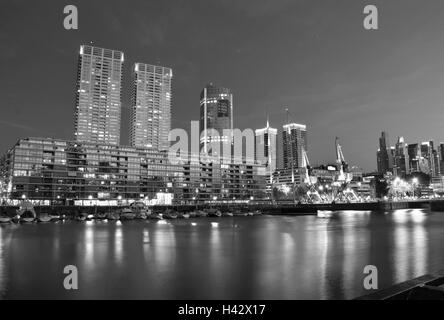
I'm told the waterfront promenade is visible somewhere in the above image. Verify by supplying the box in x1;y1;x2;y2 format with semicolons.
0;199;441;217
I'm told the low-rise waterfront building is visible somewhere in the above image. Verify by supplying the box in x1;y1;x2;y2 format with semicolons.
0;137;267;206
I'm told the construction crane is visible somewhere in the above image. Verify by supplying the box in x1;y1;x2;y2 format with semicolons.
332;137;359;202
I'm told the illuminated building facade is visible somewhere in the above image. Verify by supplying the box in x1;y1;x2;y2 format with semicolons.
282;123;307;169
255;120;277;173
199;84;233;154
439;143;444;175
74;45;124;145
377;131;391;174
393;136;409;178
0;137;266;205
130;63;172;151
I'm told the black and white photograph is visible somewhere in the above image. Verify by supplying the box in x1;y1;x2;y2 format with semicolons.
1;0;444;307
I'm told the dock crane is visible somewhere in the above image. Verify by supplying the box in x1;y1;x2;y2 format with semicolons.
332;138;359;202
301;147;322;203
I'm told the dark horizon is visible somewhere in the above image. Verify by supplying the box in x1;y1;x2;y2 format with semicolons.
2;0;444;171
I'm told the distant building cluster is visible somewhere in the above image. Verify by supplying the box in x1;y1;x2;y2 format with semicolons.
377;131;443;178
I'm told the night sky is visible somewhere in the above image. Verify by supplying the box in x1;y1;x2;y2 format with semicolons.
1;0;444;171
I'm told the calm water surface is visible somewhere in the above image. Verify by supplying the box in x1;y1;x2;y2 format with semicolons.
1;209;444;299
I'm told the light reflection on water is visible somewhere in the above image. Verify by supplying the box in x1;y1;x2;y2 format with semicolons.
0;227;4;296
393;209;428;283
0;209;443;300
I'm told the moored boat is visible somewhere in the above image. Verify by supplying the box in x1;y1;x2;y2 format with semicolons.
176;212;184;219
106;211;120;221
207;209;222;217
120;208;135;220
222;211;234;217
130;201;152;220
233;210;248;217
93;212;107;220
196;210;208;217
182;213;190;219
135;210;148;220
49;214;61;221
163;210;178;219
188;211;198;218
148;212;163;220
20;211;36;223
0;216;12;223
76;212;88;222
37;213;52;223
16;201;37;223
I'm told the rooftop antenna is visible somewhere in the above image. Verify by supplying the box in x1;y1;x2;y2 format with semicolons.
285;107;289;124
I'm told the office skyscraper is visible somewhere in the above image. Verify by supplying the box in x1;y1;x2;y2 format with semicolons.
377;131;391;174
255;119;277;172
199;83;233;153
393;136;409;177
420;141;439;176
74;45;124;145
439;143;444;175
407;143;420;173
130;63;173;150
282;123;307;169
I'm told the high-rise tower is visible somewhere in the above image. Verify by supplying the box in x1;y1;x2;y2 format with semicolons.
393;136;409;177
255;119;277;172
377;131;391;174
74;45;124;145
130;63;172;150
282;123;307;169
199;84;233;153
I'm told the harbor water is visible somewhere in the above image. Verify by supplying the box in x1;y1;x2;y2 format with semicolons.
1;209;444;299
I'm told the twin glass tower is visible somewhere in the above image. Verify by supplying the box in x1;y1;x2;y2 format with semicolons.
74;45;172;151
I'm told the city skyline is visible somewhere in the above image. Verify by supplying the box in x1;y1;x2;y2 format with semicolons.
3;1;444;303
377;131;443;177
3;1;444;172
